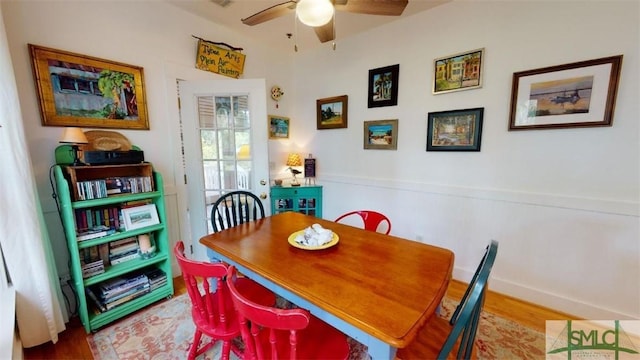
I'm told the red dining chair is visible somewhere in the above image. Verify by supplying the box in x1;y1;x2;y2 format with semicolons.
334;210;391;234
226;265;351;360
174;241;275;360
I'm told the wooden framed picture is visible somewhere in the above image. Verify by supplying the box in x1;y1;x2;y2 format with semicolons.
317;95;348;129
427;108;483;152
28;44;149;130
433;48;484;94
268;115;290;139
364;119;398;150
122;204;160;231
509;55;623;130
368;64;399;108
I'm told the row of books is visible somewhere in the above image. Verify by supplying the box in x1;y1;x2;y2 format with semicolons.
78;234;153;280
86;268;167;313
109;236;141;265
80;244;107;278
77;225;117;242
75;207;122;234
76;176;153;201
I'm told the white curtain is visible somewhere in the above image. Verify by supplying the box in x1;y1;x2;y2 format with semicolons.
0;6;66;347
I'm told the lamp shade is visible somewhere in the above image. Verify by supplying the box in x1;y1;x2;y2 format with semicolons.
59;127;88;144
296;0;334;27
286;153;302;166
237;144;250;160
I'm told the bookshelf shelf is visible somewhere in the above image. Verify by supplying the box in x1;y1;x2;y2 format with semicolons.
53;163;174;333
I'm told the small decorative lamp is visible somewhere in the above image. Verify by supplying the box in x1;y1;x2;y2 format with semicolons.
286;153;303;186
59;127;89;166
237;144;250;160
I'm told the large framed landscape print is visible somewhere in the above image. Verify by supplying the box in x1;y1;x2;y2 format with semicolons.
509;55;622;130
29;44;149;130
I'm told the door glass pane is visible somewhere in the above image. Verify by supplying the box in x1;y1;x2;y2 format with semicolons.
197;94;253;235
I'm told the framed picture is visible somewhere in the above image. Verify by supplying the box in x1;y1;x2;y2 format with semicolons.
317;95;348;129
364;119;398;150
433;48;484;94
121;204;160;231
268;115;290;139
509;55;623;130
28;44;149;130
427;108;483;151
368;64;399;108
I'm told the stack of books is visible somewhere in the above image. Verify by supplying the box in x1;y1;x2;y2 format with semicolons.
87;273;150;312
108;237;140;265
144;268;167;292
77;225;116;242
80;245;106;279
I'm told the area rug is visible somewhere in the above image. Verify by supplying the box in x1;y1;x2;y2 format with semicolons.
87;294;545;359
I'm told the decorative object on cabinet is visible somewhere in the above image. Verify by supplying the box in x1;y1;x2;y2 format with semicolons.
59;127;89;166
270;185;323;218
364;119;398;150
29;44;149;130
268;115;290;139
368;64;399;108
286;153;303;186
304;154;316;185
509;55;622;130
427;108;484;152
317;95;348;129
433;48;484;94
53;160;173;333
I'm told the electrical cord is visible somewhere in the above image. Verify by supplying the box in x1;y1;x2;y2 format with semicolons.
49;164;79;317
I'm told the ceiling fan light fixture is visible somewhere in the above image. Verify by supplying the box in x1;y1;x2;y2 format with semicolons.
296;0;334;27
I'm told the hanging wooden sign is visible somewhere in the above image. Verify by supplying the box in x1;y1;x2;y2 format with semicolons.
195;39;245;79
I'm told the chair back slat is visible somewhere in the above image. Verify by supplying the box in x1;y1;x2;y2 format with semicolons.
211;191;265;232
438;240;498;359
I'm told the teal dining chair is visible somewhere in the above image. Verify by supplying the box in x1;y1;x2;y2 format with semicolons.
396;240;499;359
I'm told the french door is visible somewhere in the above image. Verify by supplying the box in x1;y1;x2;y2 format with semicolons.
178;79;270;261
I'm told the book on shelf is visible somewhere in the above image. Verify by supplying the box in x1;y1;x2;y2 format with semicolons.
76;226;116;242
98;273;149;298
104;286;150;310
109;250;140;265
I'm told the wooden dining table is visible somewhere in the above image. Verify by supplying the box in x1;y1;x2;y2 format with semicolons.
199;212;454;360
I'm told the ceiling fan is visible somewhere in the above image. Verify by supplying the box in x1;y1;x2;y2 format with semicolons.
241;0;408;44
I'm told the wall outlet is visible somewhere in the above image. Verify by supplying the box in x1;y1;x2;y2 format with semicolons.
59;273;71;284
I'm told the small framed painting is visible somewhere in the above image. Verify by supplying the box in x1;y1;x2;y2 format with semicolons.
317;95;348;129
368;64;399;108
427;108;483;152
433;48;484;94
268;115;290;139
509;55;622;130
121;204;160;231
364;119;398;150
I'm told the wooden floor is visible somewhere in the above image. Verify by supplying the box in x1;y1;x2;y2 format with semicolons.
23;277;578;359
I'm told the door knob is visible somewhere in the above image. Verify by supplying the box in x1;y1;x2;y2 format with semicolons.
260;192;267;199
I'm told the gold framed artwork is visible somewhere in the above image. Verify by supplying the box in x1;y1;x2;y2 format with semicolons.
509;55;622;130
364;119;398;150
317;95;348;129
29;44;149;130
268;115;290;139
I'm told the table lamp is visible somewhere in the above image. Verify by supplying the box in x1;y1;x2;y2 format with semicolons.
59;127;88;166
286;153;302;186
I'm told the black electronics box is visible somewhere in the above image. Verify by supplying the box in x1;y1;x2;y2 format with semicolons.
84;150;145;165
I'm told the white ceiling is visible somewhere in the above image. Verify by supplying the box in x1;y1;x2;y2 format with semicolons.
166;0;450;52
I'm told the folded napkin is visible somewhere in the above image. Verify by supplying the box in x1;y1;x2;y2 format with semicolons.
295;223;334;247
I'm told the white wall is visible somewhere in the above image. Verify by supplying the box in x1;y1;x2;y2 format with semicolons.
274;1;639;319
3;0;638;320
2;0;293;314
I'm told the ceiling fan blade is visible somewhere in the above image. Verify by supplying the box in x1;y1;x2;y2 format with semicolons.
314;20;335;43
336;0;408;16
241;1;297;26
